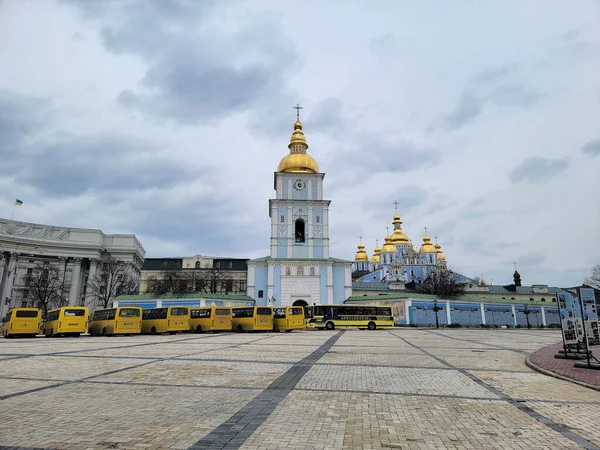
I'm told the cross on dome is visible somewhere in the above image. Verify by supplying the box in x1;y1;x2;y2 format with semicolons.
293;103;303;120
393;200;399;210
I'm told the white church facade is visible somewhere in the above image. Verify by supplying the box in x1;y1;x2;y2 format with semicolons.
246;113;352;307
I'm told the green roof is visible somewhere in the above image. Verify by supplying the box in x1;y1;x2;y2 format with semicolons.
114;293;255;301
250;256;352;264
345;293;556;307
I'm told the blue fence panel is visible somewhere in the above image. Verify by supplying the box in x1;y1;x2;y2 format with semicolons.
484;305;514;327
450;305;482;326
162;300;203;307
545;309;560;327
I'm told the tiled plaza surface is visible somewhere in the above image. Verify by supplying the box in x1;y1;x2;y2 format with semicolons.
1;329;599;450
530;341;600;388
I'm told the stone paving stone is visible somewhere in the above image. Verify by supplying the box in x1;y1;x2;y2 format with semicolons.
317;352;447;368
296;365;499;399
241;391;581;450
470;370;600;403
0;383;260;448
0;378;59;396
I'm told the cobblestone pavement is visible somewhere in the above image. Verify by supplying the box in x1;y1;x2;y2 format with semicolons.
1;329;599;449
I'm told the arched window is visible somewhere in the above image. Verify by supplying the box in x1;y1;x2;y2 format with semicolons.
258;290;264;298
541;298;546;302
511;297;515;300
295;218;305;243
195;261;200;269
529;297;534;302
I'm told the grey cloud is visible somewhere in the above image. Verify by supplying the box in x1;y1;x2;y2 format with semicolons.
509;156;570;183
1;133;202;196
425;200;458;215
363;187;429;219
0;90;51;149
487;83;543;107
581;138;600;157
66;0;299;128
444;93;483;129
307;97;345;133
467;198;485;208
516;252;546;266
472;64;519;84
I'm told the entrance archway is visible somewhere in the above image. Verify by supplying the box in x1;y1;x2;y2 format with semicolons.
292;300;308;307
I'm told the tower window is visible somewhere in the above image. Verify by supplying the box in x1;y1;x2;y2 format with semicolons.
316;216;320;223
295;218;305;243
258;290;264;298
280;215;285;223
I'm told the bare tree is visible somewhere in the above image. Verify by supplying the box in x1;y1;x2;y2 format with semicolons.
87;258;139;308
145;269;192;295
25;263;68;316
194;268;234;294
413;270;466;298
585;265;600;290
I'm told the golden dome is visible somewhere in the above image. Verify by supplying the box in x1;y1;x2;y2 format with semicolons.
419;234;436;253
434;241;446;261
277;118;319;173
371;244;381;263
390;212;410;245
354;242;369;262
381;234;396;253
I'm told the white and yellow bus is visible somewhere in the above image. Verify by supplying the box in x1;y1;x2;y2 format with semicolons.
273;306;305;332
141;306;190;335
89;307;142;336
307;305;394;330
232;306;273;332
190;306;232;333
43;306;89;337
1;308;42;338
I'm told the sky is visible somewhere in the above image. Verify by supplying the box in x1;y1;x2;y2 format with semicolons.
0;0;599;287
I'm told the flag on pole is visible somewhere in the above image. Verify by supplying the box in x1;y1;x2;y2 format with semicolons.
15;199;23;206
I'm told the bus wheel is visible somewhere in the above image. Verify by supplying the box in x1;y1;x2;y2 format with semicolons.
325;322;335;331
169;331;176;335
196;325;202;333
102;328;107;336
151;327;156;335
237;325;243;333
285;330;292;333
367;322;376;330
50;329;54;337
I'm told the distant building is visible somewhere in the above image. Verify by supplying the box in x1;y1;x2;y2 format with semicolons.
0;218;145;317
140;255;248;295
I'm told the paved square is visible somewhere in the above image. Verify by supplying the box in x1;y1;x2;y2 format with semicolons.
1;328;599;449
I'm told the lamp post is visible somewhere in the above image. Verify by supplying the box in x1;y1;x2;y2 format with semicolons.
432;299;442;329
523;304;532;329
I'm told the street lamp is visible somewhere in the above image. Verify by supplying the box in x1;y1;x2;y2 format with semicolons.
522;304;532;329
432;299;442;329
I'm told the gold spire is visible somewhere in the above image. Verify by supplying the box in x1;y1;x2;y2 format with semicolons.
419;232;436;253
390;211;410;245
371;239;381;263
381;233;396;253
434;236;446;261
354;237;369;262
277;105;319;173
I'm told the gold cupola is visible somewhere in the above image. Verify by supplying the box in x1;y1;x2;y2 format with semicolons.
390;212;410;245
277;117;319;173
381;234;396;253
354;240;369;262
419;234;436;253
371;240;381;263
435;241;446;261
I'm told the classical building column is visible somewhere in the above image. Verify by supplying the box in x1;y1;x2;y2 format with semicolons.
84;258;100;308
58;257;69;305
68;258;83;306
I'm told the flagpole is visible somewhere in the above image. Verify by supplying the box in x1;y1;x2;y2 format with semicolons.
10;203;15;221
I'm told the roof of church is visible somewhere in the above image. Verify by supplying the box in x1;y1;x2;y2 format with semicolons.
487;285;566;295
250;256;353;264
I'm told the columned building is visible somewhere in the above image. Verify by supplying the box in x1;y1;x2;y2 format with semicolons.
247;114;352;307
0;218;145;316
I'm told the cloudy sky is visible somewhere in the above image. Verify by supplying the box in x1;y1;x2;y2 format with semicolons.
1;0;599;287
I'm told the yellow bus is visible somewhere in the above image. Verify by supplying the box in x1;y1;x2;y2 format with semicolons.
273;306;305;332
190;306;232;333
232;306;273;332
307;305;394;330
89;307;142;336
1;308;42;338
141;306;190;335
43;306;89;337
